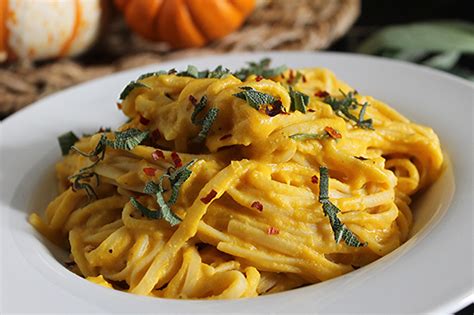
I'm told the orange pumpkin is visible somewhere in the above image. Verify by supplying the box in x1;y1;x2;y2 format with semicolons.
115;0;255;48
0;0;103;62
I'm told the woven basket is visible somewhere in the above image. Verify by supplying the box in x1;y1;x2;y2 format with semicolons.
0;0;360;116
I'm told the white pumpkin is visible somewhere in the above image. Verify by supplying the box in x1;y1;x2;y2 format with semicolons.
0;0;102;62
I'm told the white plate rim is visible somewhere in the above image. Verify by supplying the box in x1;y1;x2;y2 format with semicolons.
1;51;473;313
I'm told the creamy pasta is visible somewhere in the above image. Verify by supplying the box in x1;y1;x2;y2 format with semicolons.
30;60;443;299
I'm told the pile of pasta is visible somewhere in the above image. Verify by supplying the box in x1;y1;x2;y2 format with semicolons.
30;63;443;299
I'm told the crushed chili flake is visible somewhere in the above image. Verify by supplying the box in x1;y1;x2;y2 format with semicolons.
286;69;296;84
189;95;198;106
200;189;217;204
251;201;263;211
108;249;113;253
311;175;318;184
255;75;263;82
151;149;165;160
171;151;182;168
289;69;295;80
139;116;150;125
314;90;330;98
116;102;122;110
308;109;315;112
324;126;342;139
168;69;177;75
143;167;157;176
267;226;279;235
265;100;285;117
302;75;307;83
219;134;232;141
280;73;285;79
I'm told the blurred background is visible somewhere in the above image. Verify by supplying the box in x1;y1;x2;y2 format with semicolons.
0;0;472;312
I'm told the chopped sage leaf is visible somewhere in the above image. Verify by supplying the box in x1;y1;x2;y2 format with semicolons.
193;108;219;143
69;171;99;201
318;166;366;247
191;96;208;124
137;70;167;80
67;128;148;201
289;87;309;113
233;58;287;81
324;90;373;129
130;197;162;219
106;128;149;150
131;160;196;226
233;86;276;110
119;81;150;100
289;132;329;141
58;131;79;156
207;65;231;79
177;65;231;79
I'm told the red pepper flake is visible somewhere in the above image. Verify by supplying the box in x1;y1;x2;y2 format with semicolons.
255;75;263;82
171;151;182;168
151;149;165;160
286;70;296;84
265;100;285;117
324;126;342;139
139;116;150;125
116;102;122;110
267;226;279;235
143;167;157;176
219;134;232;141
302;75;307;83
200;189;217;204
280;73;285;79
251;201;263;211
311;175;318;184
314;90;330;98
308;109;315;112
189;95;198;106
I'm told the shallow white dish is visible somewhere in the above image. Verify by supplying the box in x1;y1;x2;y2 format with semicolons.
1;51;473;313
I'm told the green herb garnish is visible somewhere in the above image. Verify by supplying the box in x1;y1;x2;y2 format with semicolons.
106;128;149;150
58;131;79;156
289;132;329;141
193;108;219;143
131;160;196;226
207;65;232;79
233;86;276;110
119;82;150;100
289;87;309;113
137;70;167;80
318;166;366;247
66;128;148;200
189;95;219;142
324;90;373;129
191;96;208;124
69;171;100;201
177;65;231;79
233;58;287;81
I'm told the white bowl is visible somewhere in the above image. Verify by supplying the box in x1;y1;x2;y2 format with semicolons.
1;51;473;313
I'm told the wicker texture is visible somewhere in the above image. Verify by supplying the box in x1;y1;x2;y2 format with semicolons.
0;0;360;116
